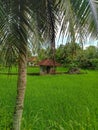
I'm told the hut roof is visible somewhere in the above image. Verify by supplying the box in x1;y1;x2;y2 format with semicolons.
38;59;60;66
28;56;37;62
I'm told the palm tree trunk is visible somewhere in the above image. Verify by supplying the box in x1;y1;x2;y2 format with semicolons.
46;0;56;73
51;40;56;74
13;52;27;130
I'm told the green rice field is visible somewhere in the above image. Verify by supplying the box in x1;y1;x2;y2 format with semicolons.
0;68;98;129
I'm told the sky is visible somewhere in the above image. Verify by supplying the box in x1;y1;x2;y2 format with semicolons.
55;34;98;49
55;20;98;49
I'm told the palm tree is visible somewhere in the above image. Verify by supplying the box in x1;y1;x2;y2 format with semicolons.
45;0;57;72
1;1;31;129
0;1;37;129
0;0;59;129
0;0;98;130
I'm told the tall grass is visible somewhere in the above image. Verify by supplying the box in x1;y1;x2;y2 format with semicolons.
0;76;17;129
0;66;67;74
0;71;98;129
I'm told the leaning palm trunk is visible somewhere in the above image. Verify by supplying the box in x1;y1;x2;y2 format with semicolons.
13;52;27;130
46;0;56;73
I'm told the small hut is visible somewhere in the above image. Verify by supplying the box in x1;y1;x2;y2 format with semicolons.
38;59;60;74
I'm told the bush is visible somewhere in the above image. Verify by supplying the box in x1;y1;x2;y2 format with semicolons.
78;58;91;69
66;61;81;74
90;59;98;69
78;58;98;70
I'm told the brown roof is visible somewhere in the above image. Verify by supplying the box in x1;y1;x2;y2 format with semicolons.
38;59;60;66
28;56;37;62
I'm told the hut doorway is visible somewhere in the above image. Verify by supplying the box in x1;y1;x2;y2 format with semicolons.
46;66;50;74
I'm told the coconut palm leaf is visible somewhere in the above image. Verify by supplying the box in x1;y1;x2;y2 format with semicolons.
71;0;98;38
57;0;98;46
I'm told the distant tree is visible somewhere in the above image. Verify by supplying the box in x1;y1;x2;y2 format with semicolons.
38;47;51;61
56;43;81;66
55;44;67;64
76;46;98;69
85;46;98;59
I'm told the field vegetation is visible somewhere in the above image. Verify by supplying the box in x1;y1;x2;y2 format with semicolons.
0;69;98;129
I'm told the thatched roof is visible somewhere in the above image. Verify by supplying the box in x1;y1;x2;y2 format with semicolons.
38;59;60;66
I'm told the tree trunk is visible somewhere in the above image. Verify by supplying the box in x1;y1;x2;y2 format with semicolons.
13;52;27;130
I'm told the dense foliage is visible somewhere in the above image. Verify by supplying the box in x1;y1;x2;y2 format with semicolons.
38;44;98;70
56;44;98;69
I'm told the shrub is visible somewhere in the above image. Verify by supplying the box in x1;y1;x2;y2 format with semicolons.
90;59;98;69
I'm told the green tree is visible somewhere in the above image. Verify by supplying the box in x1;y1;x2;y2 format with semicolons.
56;43;81;65
85;45;98;59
